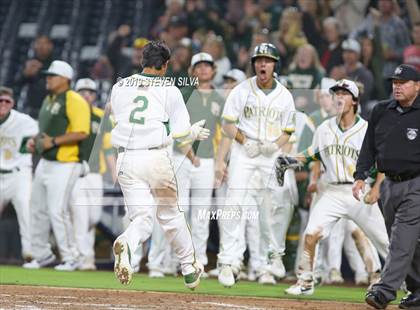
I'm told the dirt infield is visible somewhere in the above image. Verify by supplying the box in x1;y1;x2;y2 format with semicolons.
0;285;400;310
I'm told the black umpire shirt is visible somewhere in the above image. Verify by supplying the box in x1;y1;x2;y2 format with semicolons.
355;94;420;180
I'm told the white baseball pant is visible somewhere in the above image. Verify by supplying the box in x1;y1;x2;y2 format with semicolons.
327;219;381;276
70;173;103;265
0;167;32;258
30;159;81;262
298;184;389;279
237;189;263;273
116;148;197;275
217;142;282;267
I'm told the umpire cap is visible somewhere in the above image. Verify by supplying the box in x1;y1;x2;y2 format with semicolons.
388;64;420;81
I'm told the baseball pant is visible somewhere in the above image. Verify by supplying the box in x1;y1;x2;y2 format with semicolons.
328;219;381;276
237;187;263;273
372;176;420;300
270;169;296;256
298;184;389;280
295;182;325;275
173;154;214;266
70;173;103;265
116;148;197;275
30;159;81;263
217;143;282;267
0;167;32;258
148;214;170;272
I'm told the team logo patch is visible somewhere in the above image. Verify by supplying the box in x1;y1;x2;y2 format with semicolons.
3;149;12;160
394;66;403;75
407;128;418;140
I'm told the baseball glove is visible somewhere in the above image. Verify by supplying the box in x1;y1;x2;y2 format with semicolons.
275;155;302;186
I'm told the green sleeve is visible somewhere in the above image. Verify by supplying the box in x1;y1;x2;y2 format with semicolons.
19;136;31;153
297;124;314;153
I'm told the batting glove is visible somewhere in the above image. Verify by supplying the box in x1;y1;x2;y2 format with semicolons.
190;119;210;141
260;141;279;157
275;155;302;186
243;139;260;158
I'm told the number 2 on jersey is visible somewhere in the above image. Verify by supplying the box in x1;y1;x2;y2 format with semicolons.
129;96;148;124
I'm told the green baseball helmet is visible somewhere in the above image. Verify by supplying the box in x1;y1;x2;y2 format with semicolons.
251;43;280;62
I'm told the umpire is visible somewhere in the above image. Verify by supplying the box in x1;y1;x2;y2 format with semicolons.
353;64;420;309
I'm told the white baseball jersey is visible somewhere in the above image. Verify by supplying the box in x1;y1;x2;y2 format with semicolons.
222;76;296;141
0;109;38;170
308;116;367;183
110;74;191;149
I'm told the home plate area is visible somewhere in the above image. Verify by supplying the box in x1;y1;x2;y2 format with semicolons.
0;285;392;310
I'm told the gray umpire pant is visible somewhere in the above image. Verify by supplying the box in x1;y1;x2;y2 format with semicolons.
372;175;420;300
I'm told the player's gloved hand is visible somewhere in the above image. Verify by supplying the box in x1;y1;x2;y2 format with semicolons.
275;155;302;186
190;119;210;141
243;139;260;158
259;140;279;157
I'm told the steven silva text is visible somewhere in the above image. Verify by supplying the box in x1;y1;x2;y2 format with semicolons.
197;209;260;221
117;76;199;87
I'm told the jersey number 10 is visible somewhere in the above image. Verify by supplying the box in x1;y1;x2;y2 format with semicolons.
129;96;148;124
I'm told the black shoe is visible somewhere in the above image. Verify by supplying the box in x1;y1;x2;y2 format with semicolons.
399;293;420;309
365;290;389;309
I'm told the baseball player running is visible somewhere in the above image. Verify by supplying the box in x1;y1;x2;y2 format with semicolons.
215;43;296;287
70;78;116;270
110;41;209;289
0;86;37;262
283;79;389;295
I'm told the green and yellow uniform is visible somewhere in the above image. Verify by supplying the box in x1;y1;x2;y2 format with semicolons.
37;90;90;162
180;86;224;158
79;106;114;174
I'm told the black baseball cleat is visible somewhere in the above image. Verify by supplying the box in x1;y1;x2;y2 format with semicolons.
399;293;420;309
365;290;389;309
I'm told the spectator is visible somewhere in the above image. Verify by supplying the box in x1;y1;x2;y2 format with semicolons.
202;35;231;87
340;39;374;118
106;24;149;82
236;0;265;47
360;8;387;100
298;0;324;52
151;0;186;38
160;15;190;50
331;0;370;35
403;22;420;71
15;35;53;119
166;39;192;87
351;0;411;83
288;44;324;89
320;17;344;75
272;7;307;71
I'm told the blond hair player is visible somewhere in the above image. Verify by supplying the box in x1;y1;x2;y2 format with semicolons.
282;79;389;295
110;41;209;289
